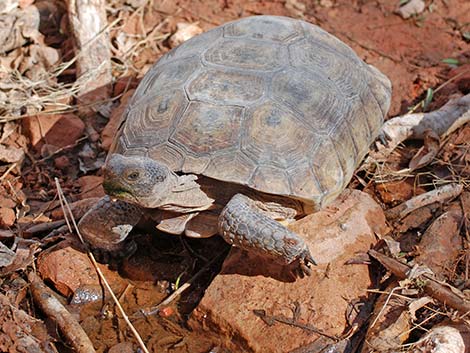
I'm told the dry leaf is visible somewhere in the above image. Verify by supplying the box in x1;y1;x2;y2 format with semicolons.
0;239;40;276
408;296;433;321
169;22;203;48
408;129;440;171
0;144;24;163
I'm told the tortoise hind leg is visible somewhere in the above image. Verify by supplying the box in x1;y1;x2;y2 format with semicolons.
218;194;316;277
78;196;143;263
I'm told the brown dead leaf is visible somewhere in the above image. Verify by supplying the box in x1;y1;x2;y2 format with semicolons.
361;281;411;352
0;144;24;163
0;293;52;352
169;22;203;48
0;241;16;267
0;6;41;53
0;238;40;276
415;209;462;276
396;204;436;233
408;129;440;171
408;296;433;321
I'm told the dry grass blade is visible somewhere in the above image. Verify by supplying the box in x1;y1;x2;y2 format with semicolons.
54;178;150;353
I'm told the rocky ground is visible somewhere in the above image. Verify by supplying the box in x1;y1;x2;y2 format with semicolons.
1;0;470;352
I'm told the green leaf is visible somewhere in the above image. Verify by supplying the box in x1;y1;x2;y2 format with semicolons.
399;0;410;5
422;88;434;110
442;58;460;66
174;273;183;290
463;32;470;41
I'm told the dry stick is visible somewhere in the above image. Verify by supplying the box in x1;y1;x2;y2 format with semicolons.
369;92;470;163
368;250;470;314
66;0;112;99
385;183;463;220
28;272;96;353
54;178;151;353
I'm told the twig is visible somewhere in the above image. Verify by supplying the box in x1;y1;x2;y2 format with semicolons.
23;220;66;236
385;183;463;220
66;0;112;101
54;178;150;353
0;163;17;181
369;250;470;314
253;305;338;341
28;272;96;353
368;93;470;163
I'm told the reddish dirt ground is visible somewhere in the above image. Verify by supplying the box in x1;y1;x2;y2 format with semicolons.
1;0;470;352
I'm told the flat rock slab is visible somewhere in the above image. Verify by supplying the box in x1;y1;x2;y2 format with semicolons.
189;189;387;353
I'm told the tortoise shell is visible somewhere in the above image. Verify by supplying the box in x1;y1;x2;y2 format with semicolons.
111;15;392;208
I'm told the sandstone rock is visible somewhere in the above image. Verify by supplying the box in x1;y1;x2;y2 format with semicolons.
415;208;463;276
189;189;387;353
22;113;85;151
37;240;127;298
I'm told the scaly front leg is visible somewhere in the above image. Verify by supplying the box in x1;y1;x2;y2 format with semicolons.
78;196;143;262
218;194;316;277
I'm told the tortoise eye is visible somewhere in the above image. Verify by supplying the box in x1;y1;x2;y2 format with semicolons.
127;171;140;181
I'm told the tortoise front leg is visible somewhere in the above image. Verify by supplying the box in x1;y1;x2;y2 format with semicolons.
78;196;143;263
218;194;316;277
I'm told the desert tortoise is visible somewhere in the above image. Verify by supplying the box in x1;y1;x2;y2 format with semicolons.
78;15;391;277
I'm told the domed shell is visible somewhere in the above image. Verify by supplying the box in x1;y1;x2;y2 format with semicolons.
111;15;392;208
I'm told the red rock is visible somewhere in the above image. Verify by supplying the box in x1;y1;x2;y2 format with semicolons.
101;89;135;151
415;209;462;276
0;207;15;227
22;113;85;151
189;190;387;353
37;240;127;298
376;178;426;206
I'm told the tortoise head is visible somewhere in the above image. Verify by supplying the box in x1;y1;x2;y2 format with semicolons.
103;154;177;208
